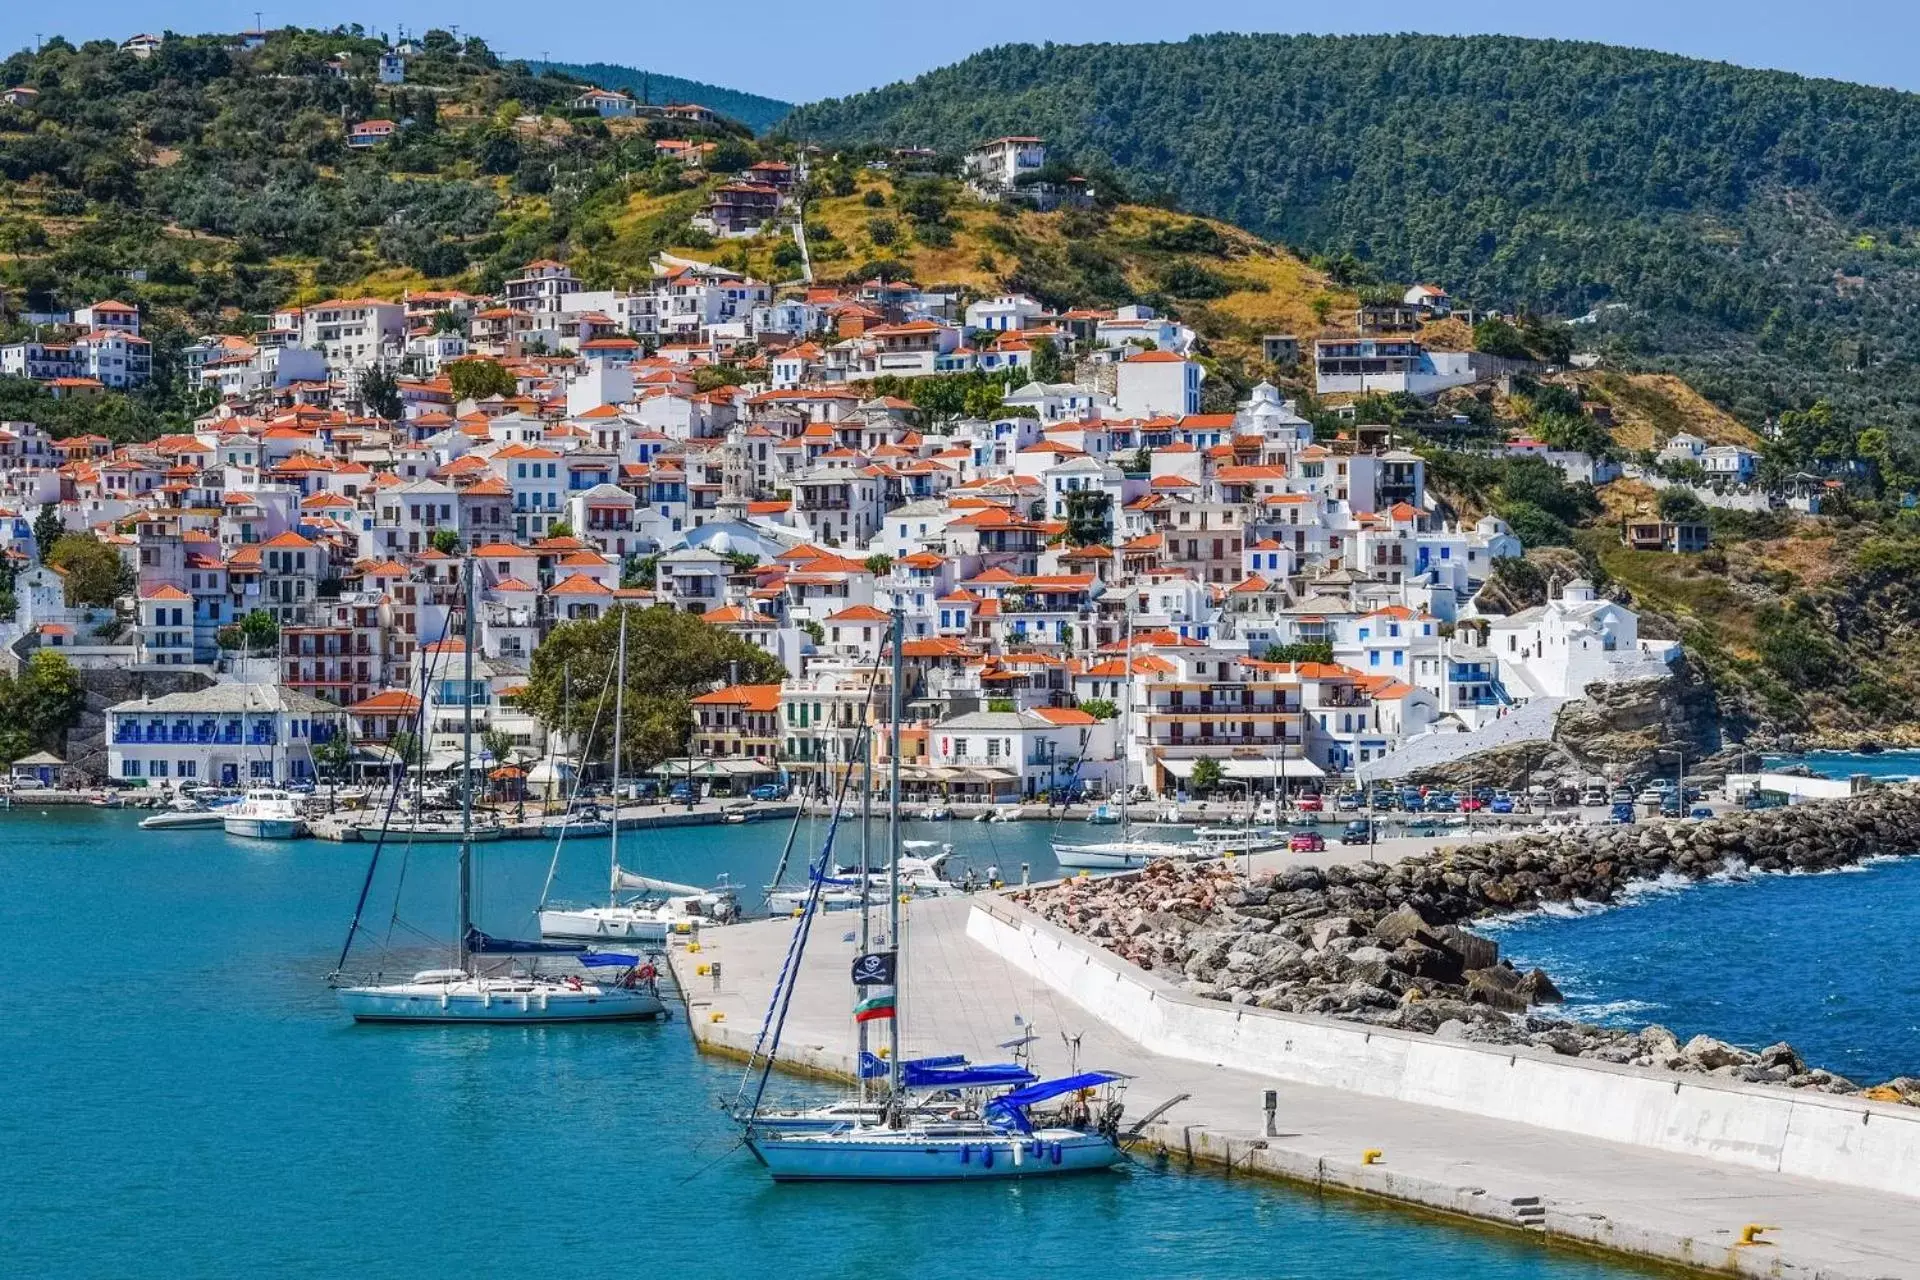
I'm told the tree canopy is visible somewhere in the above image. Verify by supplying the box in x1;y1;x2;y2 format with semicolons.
522;606;785;770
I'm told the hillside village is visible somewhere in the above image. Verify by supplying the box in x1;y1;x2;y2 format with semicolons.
0;30;1832;794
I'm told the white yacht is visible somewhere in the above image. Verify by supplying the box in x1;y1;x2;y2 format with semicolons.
223;789;306;839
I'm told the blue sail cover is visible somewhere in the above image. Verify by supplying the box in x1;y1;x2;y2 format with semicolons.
464;927;587;954
903;1062;1036;1089
984;1071;1125;1132
578;952;640;968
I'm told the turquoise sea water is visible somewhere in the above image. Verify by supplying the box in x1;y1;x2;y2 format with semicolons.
0;809;1657;1280
1487;752;1920;1084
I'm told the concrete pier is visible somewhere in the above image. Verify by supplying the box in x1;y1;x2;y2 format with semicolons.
667;896;1920;1280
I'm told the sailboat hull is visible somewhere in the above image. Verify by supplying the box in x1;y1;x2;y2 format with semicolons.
749;1127;1123;1181
537;906;670;944
336;978;666;1023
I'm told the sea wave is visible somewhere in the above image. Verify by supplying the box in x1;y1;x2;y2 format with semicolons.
1480;852;1911;931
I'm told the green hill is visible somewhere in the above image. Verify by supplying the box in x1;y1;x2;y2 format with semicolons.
784;33;1920;434
530;61;790;132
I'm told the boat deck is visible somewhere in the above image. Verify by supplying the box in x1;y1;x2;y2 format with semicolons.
667;895;1920;1280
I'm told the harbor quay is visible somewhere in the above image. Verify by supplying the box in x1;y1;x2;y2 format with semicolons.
669;891;1920;1280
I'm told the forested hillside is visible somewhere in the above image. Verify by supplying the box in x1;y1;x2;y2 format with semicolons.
530;61;791;132
785;34;1920;434
0;28;761;436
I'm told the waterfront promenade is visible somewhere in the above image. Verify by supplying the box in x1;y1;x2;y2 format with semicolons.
669;895;1920;1280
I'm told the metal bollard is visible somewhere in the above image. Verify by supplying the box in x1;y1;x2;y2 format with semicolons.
710;961;722;993
1263;1089;1278;1137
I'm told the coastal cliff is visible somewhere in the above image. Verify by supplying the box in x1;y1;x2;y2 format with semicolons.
1019;786;1920;1105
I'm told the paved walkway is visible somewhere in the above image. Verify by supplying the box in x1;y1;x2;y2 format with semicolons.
669;897;1919;1280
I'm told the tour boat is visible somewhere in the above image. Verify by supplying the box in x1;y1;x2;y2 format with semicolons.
538;610;740;943
223;789;306;839
1189;825;1286;857
333;565;666;1025
740;608;1128;1181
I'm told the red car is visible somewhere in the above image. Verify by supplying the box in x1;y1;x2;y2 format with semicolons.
1295;793;1324;812
1288;830;1326;852
1459;796;1486;812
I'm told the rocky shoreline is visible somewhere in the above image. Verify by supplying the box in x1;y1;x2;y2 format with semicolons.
1017;786;1920;1106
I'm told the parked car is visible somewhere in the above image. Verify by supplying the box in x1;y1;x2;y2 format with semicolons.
1608;788;1634;805
749;783;786;802
1295;793;1324;813
1426;793;1458;813
1369;790;1399;811
1335;791;1363;811
1459;795;1486;812
1400;791;1427;813
1580;788;1608;807
1489;796;1515;814
1689;806;1714;820
1610;802;1637;824
1659;796;1684;818
1288;829;1327;852
669;782;694;803
1340;819;1372;845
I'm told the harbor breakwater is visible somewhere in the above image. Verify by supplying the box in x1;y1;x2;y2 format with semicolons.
1017;786;1920;1106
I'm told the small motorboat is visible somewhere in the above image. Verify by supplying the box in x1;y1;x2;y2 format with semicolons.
140;807;227;831
89;793;124;809
542;809;612;839
921;805;952;822
1085;803;1121;825
223;789;306;839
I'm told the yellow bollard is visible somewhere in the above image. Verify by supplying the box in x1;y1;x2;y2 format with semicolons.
709;1011;726;1023
1361;1149;1384;1165
687;942;702;953
695;964;710;976
1736;1225;1778;1248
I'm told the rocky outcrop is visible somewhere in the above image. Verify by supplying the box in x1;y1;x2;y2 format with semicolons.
1019;785;1920;1104
1551;653;1722;778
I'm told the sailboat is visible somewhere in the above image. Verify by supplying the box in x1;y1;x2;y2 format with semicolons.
538;608;738;943
741;608;1129;1181
1052;610;1190;871
333;562;667;1024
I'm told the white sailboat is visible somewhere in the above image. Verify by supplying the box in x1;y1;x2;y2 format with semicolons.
742;608;1129;1181
333;565;666;1025
538;610;738;943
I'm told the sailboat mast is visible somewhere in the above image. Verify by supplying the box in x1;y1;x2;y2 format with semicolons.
857;728;873;1102
458;556;475;972
885;607;905;1099
608;609;627;903
1120;605;1133;830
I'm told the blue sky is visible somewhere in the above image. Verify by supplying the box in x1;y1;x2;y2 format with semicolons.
3;2;1915;103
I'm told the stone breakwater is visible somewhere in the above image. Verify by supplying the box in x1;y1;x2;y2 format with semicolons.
1018;786;1920;1105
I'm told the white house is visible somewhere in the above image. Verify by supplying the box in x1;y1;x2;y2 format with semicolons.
106;684;344;788
964;137;1046;192
1113;351;1202;418
573;87;637;118
965;294;1047;333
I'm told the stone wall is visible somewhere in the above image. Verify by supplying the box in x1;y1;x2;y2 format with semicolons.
1016;786;1920;1104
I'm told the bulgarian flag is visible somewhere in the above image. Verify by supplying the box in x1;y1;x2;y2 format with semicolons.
853;991;896;1023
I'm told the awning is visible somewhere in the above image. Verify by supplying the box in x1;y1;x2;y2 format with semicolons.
1158;757;1325;779
1221;758;1324;779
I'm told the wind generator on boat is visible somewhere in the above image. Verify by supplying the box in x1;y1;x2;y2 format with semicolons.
330;560;666;1024
738;608;1130;1180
